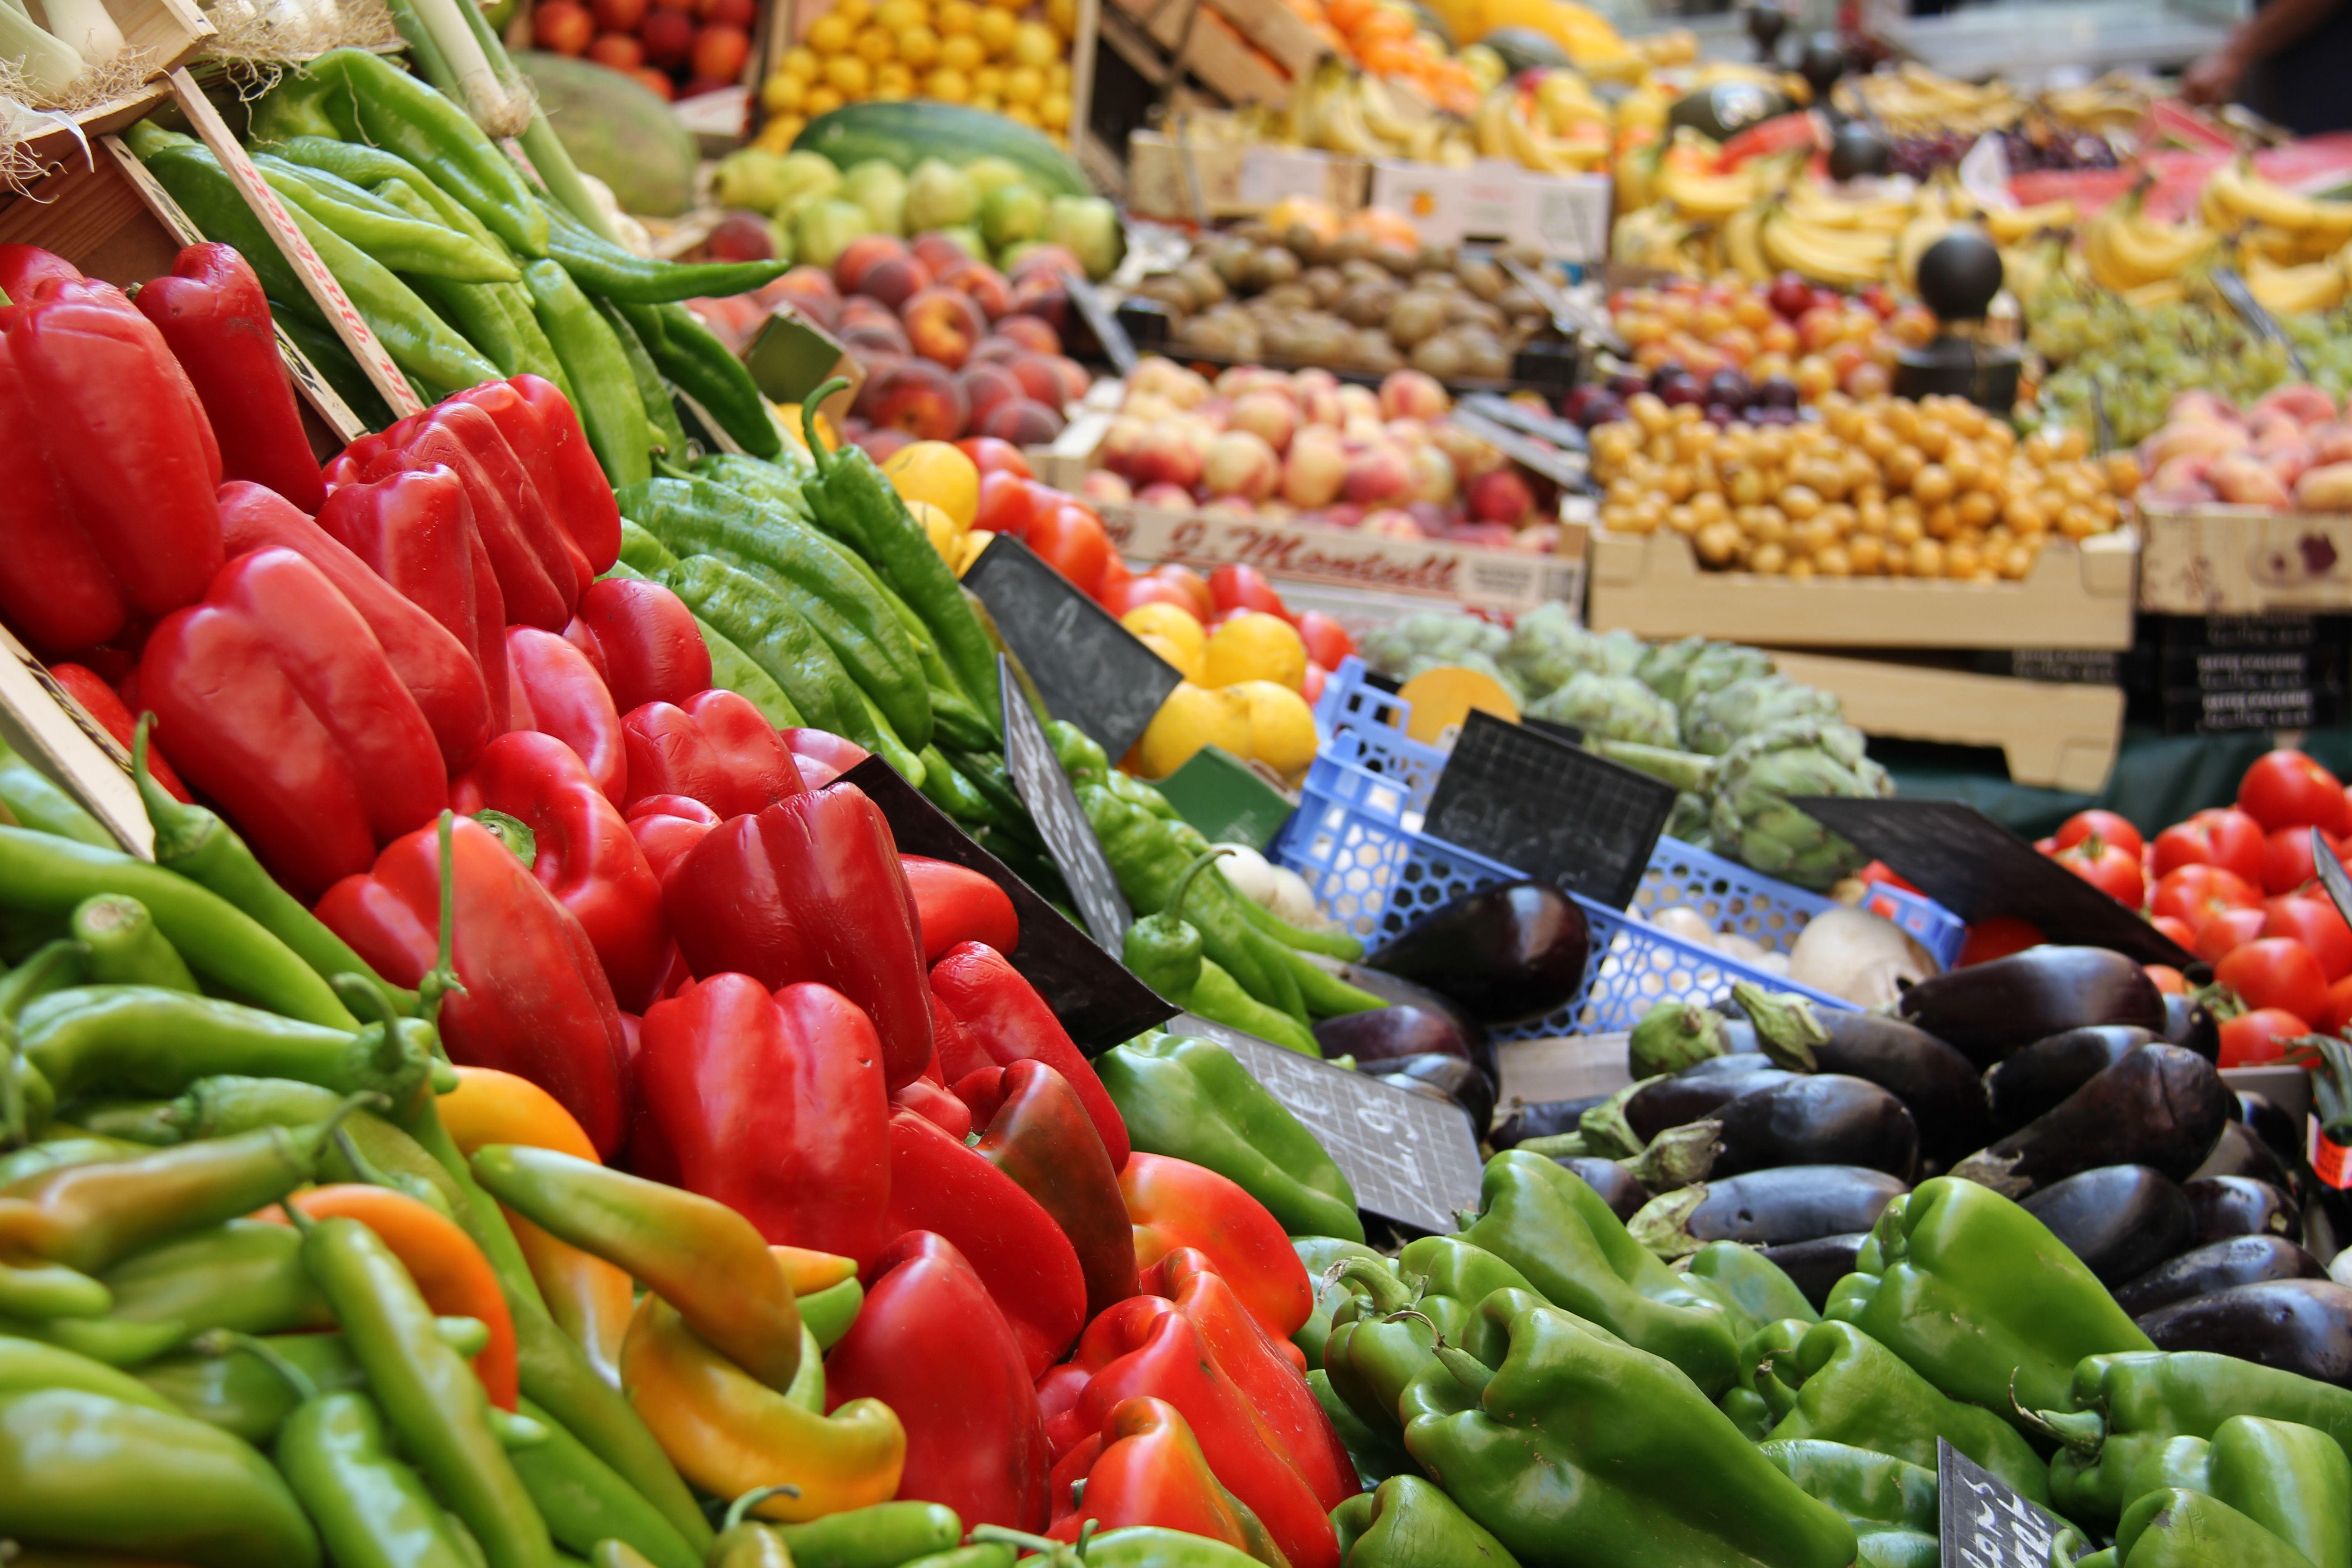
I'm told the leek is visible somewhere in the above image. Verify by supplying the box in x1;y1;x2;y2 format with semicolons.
0;5;84;98
31;0;117;69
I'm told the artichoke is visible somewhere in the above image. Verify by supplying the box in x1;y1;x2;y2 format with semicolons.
1528;672;1681;749
1394;649;1528;707
1675;643;1775;716
1498;603;1644;698
1665;789;1712;847
1362;612;1507;678
1634;634;1710;704
1628;1001;1728;1078
1682;676;1845;757
1706;718;1891;890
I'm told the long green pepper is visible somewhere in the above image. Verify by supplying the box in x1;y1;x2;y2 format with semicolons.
523;260;653;488
618;299;782;459
595;298;691;460
249;153;517;282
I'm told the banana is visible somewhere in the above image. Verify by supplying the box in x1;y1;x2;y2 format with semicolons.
2207;157;2352;237
1784;179;1916;234
1651;153;1758;220
1315;80;1388;157
2084;188;2215;291
1473;87;1515;162
1358;74;1433;148
1760;209;1893;289
1984;198;2076;244
1724;201;1771;283
2247;253;2351;314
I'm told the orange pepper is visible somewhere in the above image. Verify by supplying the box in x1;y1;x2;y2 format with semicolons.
438;1066;600;1162
263;1184;519;1410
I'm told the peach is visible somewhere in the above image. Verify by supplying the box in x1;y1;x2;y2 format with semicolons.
1297;385;1344;429
1430;419;1504;481
1467;468;1534;525
1379;368;1449;422
856;255;934;313
1291;367;1339;397
1008;355;1070;410
1006;244;1082;281
2167;389;2239;425
1121;390;1175;425
1229;390;1297;455
855;427;915;464
2250;413;2303;454
840;323;911;362
994;314;1063;356
833;235;910;296
1384;417;1430;450
1336;384;1382;424
1406;443;1457;506
2266;441;2316;487
910;231;971;276
1129;358;1196;403
1046;354;1092;407
2144;420;2246;469
960;363;1025;429
2148;454;2215;495
1204;430;1279;503
1361;507;1425;539
935;260;1012;320
1320;502;1363;528
1192;397;1232;434
1281;428;1346;510
1079;470;1133;505
1099;415;1151;476
2209;452;2292;506
1342;415;1387;447
763;265;841;329
863;359;968;442
838;295;902;335
1216;366;1292;400
1127;425;1204;492
2311;421;2352;465
1256;499;1295;521
2254;384;2336;427
1342;443;1411;507
1136;481;1195;509
901;286;987;370
969;336;1028;367
1005;274;1069;335
1201;496;1256;519
978;398;1064;445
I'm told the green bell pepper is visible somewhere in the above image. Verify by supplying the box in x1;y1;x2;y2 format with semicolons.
1312;1367;1414;1490
1294;1237;1392;1367
1758;1440;1939;1568
1689;1241;1818;1328
2113;1488;2318;1568
1333;1473;1522;1567
2050;1350;2352;1473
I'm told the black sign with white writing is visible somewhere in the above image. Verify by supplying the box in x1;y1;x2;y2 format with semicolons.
1062;269;1138;376
963;535;1183;763
998;657;1134;957
1940;1440;2076;1567
1423;710;1675;910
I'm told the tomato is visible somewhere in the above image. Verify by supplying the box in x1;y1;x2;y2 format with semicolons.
1957;916;2043;966
1208;565;1291;622
2194;906;2269;961
2151;915;2200;950
1294;610;1357;671
1102;575;1196;618
2220;1007;2313;1068
2238;748;2352;834
2325;973;2352;1036
1093;553;1133;608
2265;894;2352;981
1149;565;1215;621
1302;662;1328;704
2215;936;2332;1023
2151;808;2268;885
2145;964;2188;995
2051;838;2143;908
974;470;1037;539
956;435;1034;480
2150;863;2263;931
2260;825;2326;896
2055;808;2144;860
1027;504;1112;597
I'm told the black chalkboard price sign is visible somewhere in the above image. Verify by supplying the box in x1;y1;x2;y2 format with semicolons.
961;535;1183;764
1940;1441;2078;1566
1421;710;1676;910
1062;268;1138;376
999;657;1134;956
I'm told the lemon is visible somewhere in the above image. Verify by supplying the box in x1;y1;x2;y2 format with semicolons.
1045;57;1070;88
1044;0;1073;32
954;528;995;577
973;6;1015;54
937;32;983;70
906;499;960;561
1003;64;1043;104
823;54;870;95
1121;602;1206;665
969;92;1000;111
897;23;940;65
873;62;914;97
972;63;1005;97
922;65;971;102
1136;632;1204;684
935;0;977;34
834;0;872;24
805;13;853;52
1037;90;1070;128
855;24;895;62
1232;681;1318;779
1203;610;1307;691
804;83;846;115
782;45;821;78
882;440;980;530
761;72;805;113
1002;101;1039;126
1138;682;1251;779
874;0;926;28
1009;18;1058;66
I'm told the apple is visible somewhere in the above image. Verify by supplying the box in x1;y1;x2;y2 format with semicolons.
1383;417;1430;451
2254;384;2336;427
1379;368;1448;422
1281;428;1345;509
1203;430;1279;503
705;212;774;262
1136;482;1195;510
1320;502;1363;529
1297;385;1343;429
1121;390;1173;425
1127;358;1196;403
1078;470;1132;505
1767;273;1815;320
534;0;594;52
1342;444;1411;507
1406;443;1456;506
1228;390;1296;455
1126;426;1203;492
901;286;986;370
1448;521;1517;548
1291;367;1339;397
1361;508;1424;539
1466;467;1534;525
1216;366;1291;400
1336;384;1382;425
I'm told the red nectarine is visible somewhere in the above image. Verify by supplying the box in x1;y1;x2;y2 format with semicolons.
864;360;968;442
901;286;986;370
978;397;1064;445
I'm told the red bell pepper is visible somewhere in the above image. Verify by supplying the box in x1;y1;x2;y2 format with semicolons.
504;373;620;578
135;243;324;512
48;663;190;803
1059;1301;1339;1568
220;481;492;772
0;243;84;306
317;464;512;733
508;627;625;805
1122;1154;1312;1343
1046;1397;1282;1559
450;380;600;599
883;1108;1086;1378
931;943;1128;1168
1147;1248;1357;1510
626;793;719;884
450;730;668;1011
140;548;446;898
891;1078;973;1139
901;857;1019;963
620;691;802;821
636;973;891;1262
565;578;710;715
0;273;223;652
960;1060;1137;1318
782;729;871;790
824;1230;1051;1532
665;786;935;1090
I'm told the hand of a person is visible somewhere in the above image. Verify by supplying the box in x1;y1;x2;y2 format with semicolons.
2182;43;2248;104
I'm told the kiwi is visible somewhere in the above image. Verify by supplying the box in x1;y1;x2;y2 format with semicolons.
1387;290;1450;348
1357;331;1403;373
1458;256;1505;301
1411;330;1468;381
1255;246;1302;288
1262;281;1317;312
1445;296;1507;332
1303;266;1344;307
1339;257;1389;288
1134;274;1195;314
1371;242;1420;277
1233;219;1277;246
1177;260;1227;306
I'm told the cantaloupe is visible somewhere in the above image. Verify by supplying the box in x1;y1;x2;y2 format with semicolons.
517;51;699;217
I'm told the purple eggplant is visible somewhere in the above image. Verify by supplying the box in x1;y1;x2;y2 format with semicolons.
2161;992;2220;1062
1683;1051;1777;1078
2136;1280;2352;1385
1764;1234;1870;1312
1558;1157;1651;1223
1811;1012;1989;1162
2113;1235;2329;1317
1491;1095;1607;1150
1712;1075;1920;1181
1896;946;2166;1067
2238;1091;2302;1165
2020;1165;2194;1285
1363;882;1589;1026
1630;1164;1908;1253
1313;976;1495;1088
2192;1120;2299;1191
2185;1176;2300;1246
1627;1067;1798;1145
1948;1044;2231;1198
1983;1026;2160;1133
1366;1052;1494;1134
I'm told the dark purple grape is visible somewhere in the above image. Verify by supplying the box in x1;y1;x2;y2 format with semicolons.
1706;368;1753;407
1581;393;1627;427
1705;402;1738;425
1649;361;1688;393
1658;373;1706;407
1754;404;1798;426
1758;373;1801;409
1607;371;1647;400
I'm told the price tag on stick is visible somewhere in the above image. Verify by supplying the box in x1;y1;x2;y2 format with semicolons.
1422;710;1676;910
961;535;1185;762
2314;827;2352;928
1061;268;1137;376
1939;1441;2078;1566
1000;657;1134;956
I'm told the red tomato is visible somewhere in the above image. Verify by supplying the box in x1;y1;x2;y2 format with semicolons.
2051;838;2143;908
1093;554;1133;607
1027;504;1112;597
2260;825;2324;896
1102;575;1197;619
1958;916;2043;967
2215;936;2332;1024
2151;808;2269;885
2239;749;2352;834
2220;1007;2313;1068
2151;915;2200;950
2055;809;2144;860
2265;895;2352;981
956;436;1034;480
2324;974;2352;1036
2195;906;2269;961
1293;610;1357;671
1301;662;1327;703
2145;964;2187;995
1208;565;1291;622
1149;565;1215;621
2150;863;2263;931
974;470;1035;539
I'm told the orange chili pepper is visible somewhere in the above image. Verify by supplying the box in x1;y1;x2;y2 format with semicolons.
437;1066;601;1162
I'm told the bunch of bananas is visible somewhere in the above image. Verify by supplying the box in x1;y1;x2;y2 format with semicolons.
2198;157;2352;310
1471;67;1611;174
2079;185;2217;302
1833;63;2020;137
1293;56;1478;165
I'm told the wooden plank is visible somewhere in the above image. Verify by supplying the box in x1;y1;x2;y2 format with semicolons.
1106;0;1290;106
1204;0;1325;78
2137;503;2352;614
1767;650;2126;794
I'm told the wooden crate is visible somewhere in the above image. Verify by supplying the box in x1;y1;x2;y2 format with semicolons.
1126;132;1367;223
1104;0;1291;107
1585;527;2141;652
2138;503;2352;614
1769;650;2125;794
19;0;212;171
1202;0;1325;78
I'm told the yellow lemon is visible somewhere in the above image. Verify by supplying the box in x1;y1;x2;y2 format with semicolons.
1037;90;1070;129
1232;680;1318;779
955;529;995;577
1137;682;1252;779
935;0;976;33
1120;602;1206;666
907;499;960;562
854;24;895;62
896;23;940;65
969;92;1000;111
761;72;806;113
782;45;822;79
875;0;926;28
1202;610;1307;691
883;440;980;530
823;54;870;95
1045;0;1073;33
1136;631;1204;684
1009;18;1058;66
805;13;853;52
937;30;984;70
834;0;872;24
1045;57;1070;88
922;65;970;102
873;62;914;97
1003;64;1043;104
1002;101;1039;126
804;83;846;115
973;6;1015;54
972;63;1005;98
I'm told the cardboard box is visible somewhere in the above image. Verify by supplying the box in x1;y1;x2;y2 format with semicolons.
1368;159;1611;261
1126;134;1367;224
2138;503;2352;614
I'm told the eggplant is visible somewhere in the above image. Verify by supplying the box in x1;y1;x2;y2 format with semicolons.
2192;1120;2300;1191
2019;1165;2194;1286
2114;1235;2332;1317
1626;1068;1798;1145
1362;882;1590;1026
2185;1176;2300;1245
1681;1051;1776;1078
1763;1234;1869;1312
1557;1157;1651;1223
2161;992;2220;1062
1812;1012;1990;1162
1367;1053;1495;1135
1896;947;2167;1067
1313;993;1496;1089
1982;1027;2160;1134
2136;1280;2352;1385
2238;1091;2302;1165
1490;1095;1607;1150
1713;1075;1920;1181
1628;1165;1908;1254
1948;1045;2231;1198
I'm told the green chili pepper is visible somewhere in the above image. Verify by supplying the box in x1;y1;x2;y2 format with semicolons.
0;1134;137;1190
799;1278;862;1351
251;153;519;283
944;751;1043;851
659;553;863;739
0;1329;179;1409
709;1486;799;1568
771;1501;963;1568
540;201;787;302
617;299;781;459
98;1217;333;1337
1048;720;1111;784
0;736;112;847
18;986;424;1112
153;1074;464;1210
1233;894;1362;962
137;1331;374;1444
901;1548;1016;1568
362;175;574;397
127;129;318;319
69;894;196;994
595;299;690;461
0;1253;109;1321
273;304;397;430
0;940;86;1024
522;259;652;487
507;1395;703;1568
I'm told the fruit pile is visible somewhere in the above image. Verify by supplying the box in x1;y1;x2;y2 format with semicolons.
760;0;1077;138
1089;358;1559;549
1118;571;1355;783
1590;390;2139;579
1597;272;1935;421
529;0;751;101
2036;752;2352;1057
2136;385;2352;511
